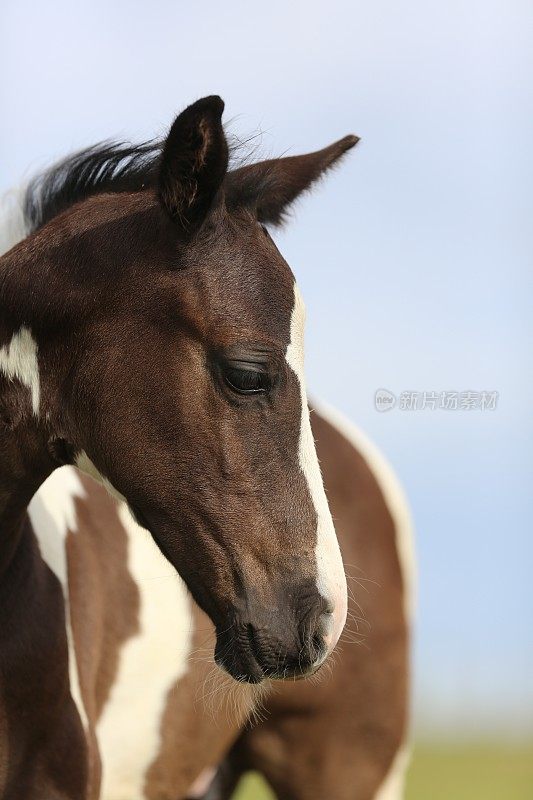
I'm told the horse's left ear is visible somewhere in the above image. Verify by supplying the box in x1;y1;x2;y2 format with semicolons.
159;95;228;235
225;135;360;226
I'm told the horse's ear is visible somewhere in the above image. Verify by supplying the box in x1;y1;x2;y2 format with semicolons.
226;135;359;226
158;96;228;235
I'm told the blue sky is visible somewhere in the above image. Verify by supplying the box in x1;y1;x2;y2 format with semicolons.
1;0;532;738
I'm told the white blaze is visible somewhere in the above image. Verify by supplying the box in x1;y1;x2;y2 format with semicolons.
285;284;347;651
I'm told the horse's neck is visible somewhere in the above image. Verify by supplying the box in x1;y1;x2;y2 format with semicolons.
0;188;51;570
0;511;42;622
0;430;48;577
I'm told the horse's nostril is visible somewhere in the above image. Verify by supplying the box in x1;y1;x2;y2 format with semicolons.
317;609;334;639
245;623;261;662
311;631;327;667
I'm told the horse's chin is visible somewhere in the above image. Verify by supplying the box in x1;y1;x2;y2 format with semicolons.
214;629;265;684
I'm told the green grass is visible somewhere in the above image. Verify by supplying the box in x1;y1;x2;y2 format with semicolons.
232;743;533;799
406;743;533;800
233;773;275;800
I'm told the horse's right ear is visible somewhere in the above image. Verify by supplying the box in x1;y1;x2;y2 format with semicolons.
158;96;228;236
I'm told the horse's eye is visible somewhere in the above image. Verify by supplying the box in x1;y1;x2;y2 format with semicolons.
224;366;271;395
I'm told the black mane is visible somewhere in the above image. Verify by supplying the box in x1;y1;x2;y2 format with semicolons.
22;130;300;234
24;140;163;233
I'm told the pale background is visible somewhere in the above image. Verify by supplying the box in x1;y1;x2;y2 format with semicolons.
1;0;531;741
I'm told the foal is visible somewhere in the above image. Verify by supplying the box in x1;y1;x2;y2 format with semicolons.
0;96;357;797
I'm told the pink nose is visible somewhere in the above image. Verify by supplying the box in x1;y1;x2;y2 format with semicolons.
323;590;348;653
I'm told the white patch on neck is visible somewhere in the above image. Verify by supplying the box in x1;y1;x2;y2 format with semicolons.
285;284;347;651
28;467;89;731
75;451;126;504
0;327;40;415
0;185;28;257
0;190;40;416
97;505;193;799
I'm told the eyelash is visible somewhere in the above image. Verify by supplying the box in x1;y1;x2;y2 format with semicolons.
223;366;272;395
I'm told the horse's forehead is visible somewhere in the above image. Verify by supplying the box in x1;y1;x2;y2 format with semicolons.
179;229;297;345
39;194;299;346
